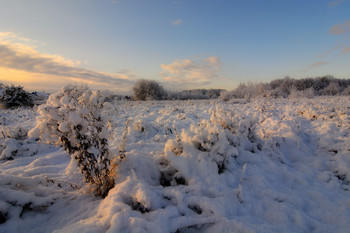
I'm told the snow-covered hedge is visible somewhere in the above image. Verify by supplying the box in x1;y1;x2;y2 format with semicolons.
29;85;117;197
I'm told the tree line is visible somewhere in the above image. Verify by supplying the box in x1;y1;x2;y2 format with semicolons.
1;75;350;108
220;75;350;101
132;76;350;101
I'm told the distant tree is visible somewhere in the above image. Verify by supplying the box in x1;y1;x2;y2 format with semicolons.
337;79;350;93
312;75;333;93
269;79;284;90
342;86;350;95
133;79;167;100
289;87;314;99
0;85;34;108
322;81;340;96
294;78;314;91
278;77;294;96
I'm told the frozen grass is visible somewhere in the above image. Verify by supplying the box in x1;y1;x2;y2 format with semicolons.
0;97;350;233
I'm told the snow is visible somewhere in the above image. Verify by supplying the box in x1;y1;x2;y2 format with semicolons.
1;96;350;233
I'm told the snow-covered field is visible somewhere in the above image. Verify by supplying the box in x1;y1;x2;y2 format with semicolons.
1;97;350;233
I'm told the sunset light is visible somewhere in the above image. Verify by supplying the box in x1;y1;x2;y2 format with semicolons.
0;0;349;93
1;1;350;232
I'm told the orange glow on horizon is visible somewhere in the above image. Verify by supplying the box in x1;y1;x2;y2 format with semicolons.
0;67;131;94
0;67;80;92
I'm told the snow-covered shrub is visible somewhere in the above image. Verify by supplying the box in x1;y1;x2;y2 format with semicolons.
218;90;234;101
322;81;340;96
133;79;167;100
289;87;314;99
1;126;27;140
210;105;263;156
0;108;47;160
0;126;27;160
0;137;50;160
166;89;224;100
342;86;350;95
175;89;224;100
191;123;233;173
219;82;267;101
164;110;240;179
29;85;117;197
31;91;49;105
0;200;8;224
0;85;33;109
0;138;19;160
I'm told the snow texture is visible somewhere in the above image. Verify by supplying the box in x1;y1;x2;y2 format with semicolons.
1;96;350;233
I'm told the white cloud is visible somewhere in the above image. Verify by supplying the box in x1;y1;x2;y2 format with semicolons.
160;56;221;90
0;32;135;93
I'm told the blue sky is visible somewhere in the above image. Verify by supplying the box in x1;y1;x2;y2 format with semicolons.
0;0;349;93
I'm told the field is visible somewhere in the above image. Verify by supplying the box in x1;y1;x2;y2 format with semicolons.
1;97;350;233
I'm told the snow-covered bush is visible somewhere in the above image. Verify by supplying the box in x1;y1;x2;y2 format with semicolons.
218;90;234;101
133;79;167;100
289;87;314;99
342;86;350;95
219;82;267;101
0;137;51;160
29;85;117;197
173;89;224;100
1;126;27;140
0;108;42;160
322;81;340;96
0;126;27;160
164;109;241;180
0;85;33;109
31;91;49;105
0;138;19;160
0;123;52;161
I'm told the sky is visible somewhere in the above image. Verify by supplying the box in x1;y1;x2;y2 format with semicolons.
0;0;349;94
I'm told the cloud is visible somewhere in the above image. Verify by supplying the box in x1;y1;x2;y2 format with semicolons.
329;20;350;34
0;32;135;93
172;19;183;26
303;61;328;72
328;0;346;7
160;56;221;89
309;61;328;68
327;21;350;56
341;47;350;54
0;32;30;42
0;32;42;48
0;32;16;39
